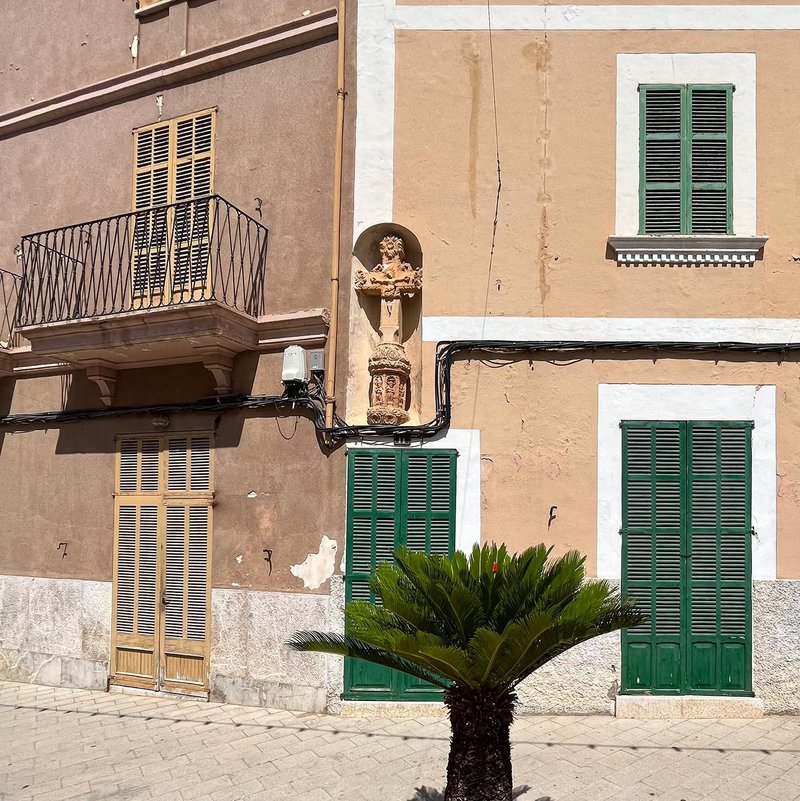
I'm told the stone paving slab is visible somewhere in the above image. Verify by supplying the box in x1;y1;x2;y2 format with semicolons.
1;681;800;800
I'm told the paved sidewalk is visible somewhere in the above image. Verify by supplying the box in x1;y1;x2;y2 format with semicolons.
2;682;800;801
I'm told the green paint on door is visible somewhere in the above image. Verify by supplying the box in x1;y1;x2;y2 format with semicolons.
621;421;753;696
344;449;457;701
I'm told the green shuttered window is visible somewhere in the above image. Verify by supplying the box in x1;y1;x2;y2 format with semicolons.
345;449;457;701
640;84;732;235
621;422;752;696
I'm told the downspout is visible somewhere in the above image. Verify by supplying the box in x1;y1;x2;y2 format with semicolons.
324;0;347;437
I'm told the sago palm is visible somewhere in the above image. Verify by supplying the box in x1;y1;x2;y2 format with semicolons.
289;543;645;801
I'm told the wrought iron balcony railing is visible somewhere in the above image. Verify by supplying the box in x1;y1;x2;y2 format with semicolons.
17;195;268;328
0;269;22;349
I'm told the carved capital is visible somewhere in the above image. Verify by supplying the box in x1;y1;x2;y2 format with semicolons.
368;342;411;377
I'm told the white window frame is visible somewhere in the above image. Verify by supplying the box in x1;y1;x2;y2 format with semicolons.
610;53;765;265
596;384;776;581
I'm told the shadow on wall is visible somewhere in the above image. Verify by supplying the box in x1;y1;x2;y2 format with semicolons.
46;356;259;455
0;377;14;455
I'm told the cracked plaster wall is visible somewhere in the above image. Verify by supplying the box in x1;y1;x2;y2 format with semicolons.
0;575;111;690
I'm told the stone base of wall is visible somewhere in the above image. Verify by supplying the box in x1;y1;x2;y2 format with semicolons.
4;574;799;717
0;575;111;692
0;648;108;690
210;585;340;714
616;695;764;719
516;631;620;715
753;580;800;714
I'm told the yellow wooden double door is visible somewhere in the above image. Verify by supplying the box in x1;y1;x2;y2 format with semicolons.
111;434;213;696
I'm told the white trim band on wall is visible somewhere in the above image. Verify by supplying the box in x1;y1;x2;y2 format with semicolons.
422;316;800;344
347;428;481;554
393;5;800;32
596;384;776;581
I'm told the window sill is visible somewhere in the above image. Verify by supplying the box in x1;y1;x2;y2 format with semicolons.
607;235;768;266
135;0;184;18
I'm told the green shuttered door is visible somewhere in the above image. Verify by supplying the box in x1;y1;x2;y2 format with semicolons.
622;422;752;696
344;449;457;701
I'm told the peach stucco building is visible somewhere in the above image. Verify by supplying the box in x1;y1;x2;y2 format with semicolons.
342;0;800;715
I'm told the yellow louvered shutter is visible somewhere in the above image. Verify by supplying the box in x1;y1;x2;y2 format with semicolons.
173;112;213;290
161;435;212;691
112;434;213;696
112;438;162;689
131;110;215;301
133;124;170;295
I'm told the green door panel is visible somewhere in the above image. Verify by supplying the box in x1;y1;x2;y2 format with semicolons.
624;642;652;690
344;449;456;702
720;642;747;692
688;641;717;691
345;656;394;698
621;422;752;697
654;643;682;691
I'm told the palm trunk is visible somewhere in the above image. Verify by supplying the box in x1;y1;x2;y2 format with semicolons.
443;684;516;801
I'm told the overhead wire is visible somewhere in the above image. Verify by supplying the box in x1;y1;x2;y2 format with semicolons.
0;341;797;440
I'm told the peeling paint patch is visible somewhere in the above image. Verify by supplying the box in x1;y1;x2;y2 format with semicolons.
246;491;257;499
130;35;139;60
235;554;243;564
290;536;338;589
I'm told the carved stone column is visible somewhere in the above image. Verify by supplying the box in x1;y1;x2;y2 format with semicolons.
354;235;421;425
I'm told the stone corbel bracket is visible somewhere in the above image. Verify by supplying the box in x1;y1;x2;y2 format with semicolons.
85;363;118;407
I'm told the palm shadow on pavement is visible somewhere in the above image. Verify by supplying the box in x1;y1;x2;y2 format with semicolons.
407;786;547;800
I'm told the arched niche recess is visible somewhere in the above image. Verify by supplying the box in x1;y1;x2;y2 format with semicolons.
351;223;424;424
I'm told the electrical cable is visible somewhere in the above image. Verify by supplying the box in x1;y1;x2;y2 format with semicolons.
1;341;798;441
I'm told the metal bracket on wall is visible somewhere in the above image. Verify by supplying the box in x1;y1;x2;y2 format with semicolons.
263;548;273;575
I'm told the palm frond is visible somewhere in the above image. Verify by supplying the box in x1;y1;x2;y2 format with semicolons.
290;541;647;693
287;631;449;688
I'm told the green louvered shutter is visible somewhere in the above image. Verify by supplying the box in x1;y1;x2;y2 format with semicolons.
344;451;399;698
687;423;752;693
400;452;456;699
404;452;456;556
689;86;732;234
622;422;752;696
622;423;684;692
640;84;732;235
641;87;683;235
344;449;456;701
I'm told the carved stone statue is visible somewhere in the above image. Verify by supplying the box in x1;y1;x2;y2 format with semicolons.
355;235;422;300
354;234;421;425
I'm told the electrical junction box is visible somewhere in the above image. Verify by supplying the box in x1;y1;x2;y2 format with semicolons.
308;349;325;374
282;345;309;383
